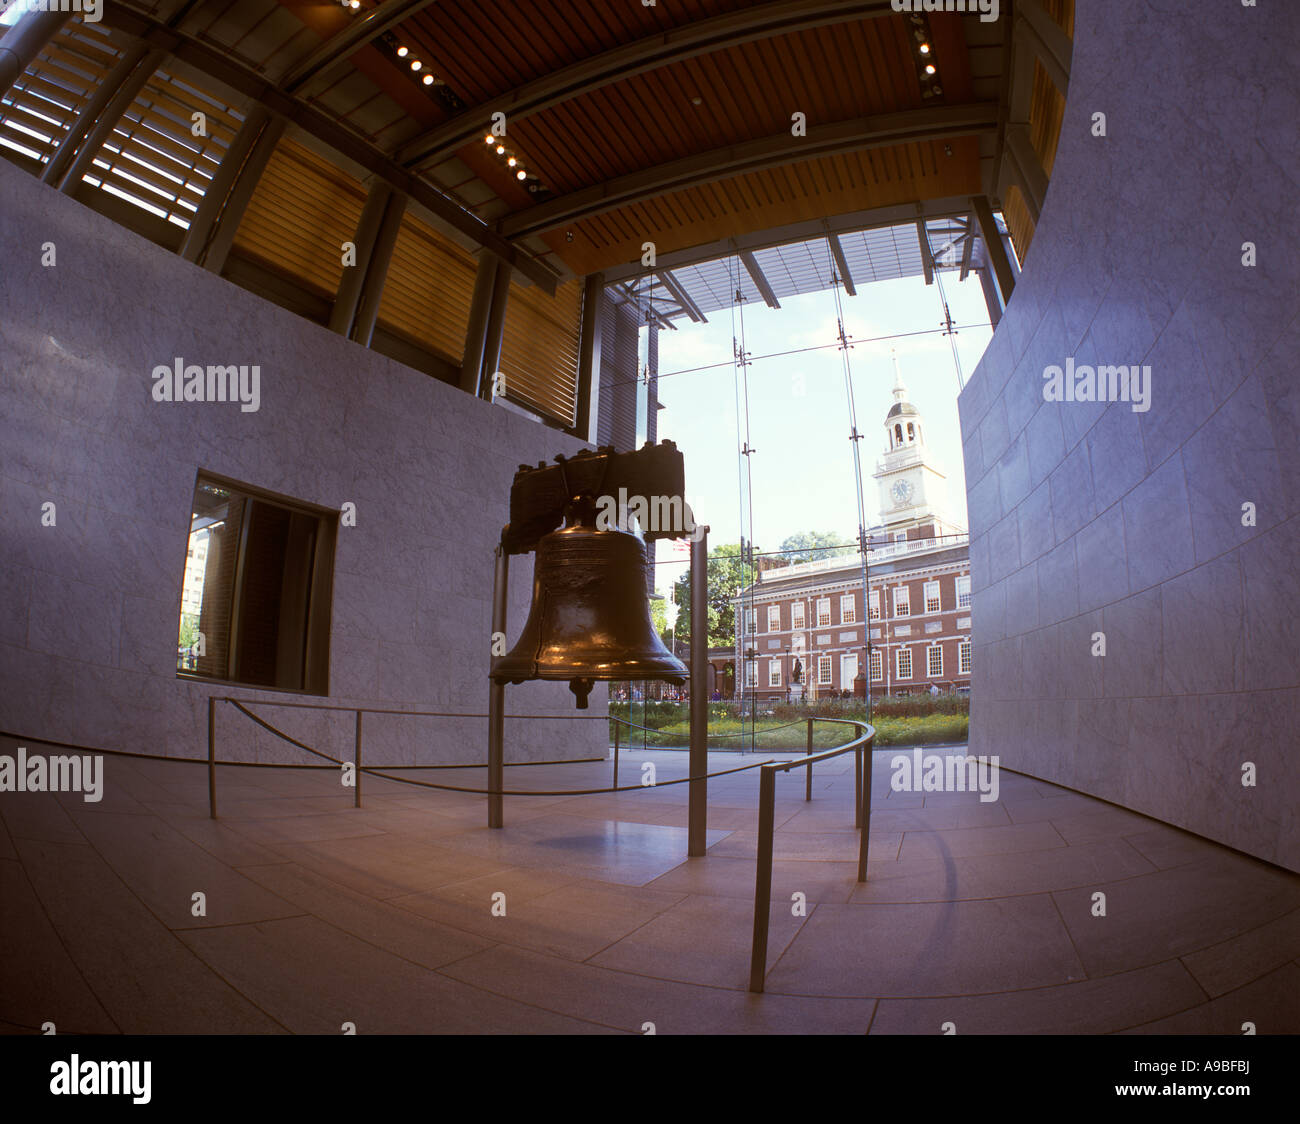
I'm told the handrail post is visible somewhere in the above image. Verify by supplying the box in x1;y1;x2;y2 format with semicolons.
207;696;217;819
488;542;509;829
749;764;777;993
854;740;863;830
612;718;620;790
354;710;363;809
804;717;813;802
857;732;873;881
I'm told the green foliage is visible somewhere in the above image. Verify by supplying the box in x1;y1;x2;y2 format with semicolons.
671;541;751;650
178;612;200;649
771;531;856;566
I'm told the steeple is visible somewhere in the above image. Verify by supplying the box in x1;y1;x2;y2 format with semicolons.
884;351;923;452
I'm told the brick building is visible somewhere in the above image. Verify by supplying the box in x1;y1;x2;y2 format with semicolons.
734;367;971;701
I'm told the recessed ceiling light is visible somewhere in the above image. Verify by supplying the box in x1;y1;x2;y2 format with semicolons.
924;64;936;74
507;156;517;166
422;74;433;85
496;145;505;155
397;46;408;57
484;135;494;144
516;169;527;180
410;60;422;71
919;43;930;54
691;96;703;106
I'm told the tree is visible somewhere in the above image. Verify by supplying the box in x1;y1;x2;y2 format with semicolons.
775;531;856;566
672;541;751;651
649;596;673;649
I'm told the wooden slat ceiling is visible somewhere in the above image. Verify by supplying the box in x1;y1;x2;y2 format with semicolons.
386;5;985;273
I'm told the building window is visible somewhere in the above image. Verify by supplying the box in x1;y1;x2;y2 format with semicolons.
745;661;758;687
959;639;972;674
792;632;805;652
957;575;971;609
817;598;831;626
927;646;943;678
840;594;856;624
791;601;805;629
907;422;915;441
893;586;910;616
767;604;780;631
744;607;757;635
896;648;912;680
869;589;880;619
924;580;941;613
818;655;832;685
869;649;882;680
178;473;337;692
769;661;781;687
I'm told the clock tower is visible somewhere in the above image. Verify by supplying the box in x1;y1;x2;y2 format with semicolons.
873;359;951;530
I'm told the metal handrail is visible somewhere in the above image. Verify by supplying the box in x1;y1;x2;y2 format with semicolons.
749;716;875;993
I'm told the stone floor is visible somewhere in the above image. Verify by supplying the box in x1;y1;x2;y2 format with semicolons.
3;735;1298;1035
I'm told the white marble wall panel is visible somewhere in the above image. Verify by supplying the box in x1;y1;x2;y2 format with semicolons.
0;157;605;766
958;0;1300;870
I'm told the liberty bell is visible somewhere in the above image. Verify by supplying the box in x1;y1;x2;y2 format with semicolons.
491;441;691;709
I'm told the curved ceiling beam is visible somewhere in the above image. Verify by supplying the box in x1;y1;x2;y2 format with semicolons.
98;3;559;292
282;0;441;94
498;102;1000;240
396;0;895;170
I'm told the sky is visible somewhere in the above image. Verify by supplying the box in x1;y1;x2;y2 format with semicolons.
647;267;996;601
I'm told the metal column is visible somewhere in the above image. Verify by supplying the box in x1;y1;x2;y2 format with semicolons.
571;272;605;444
972;195;1016;308
199;113;285;274
459;252;499;394
487;543;509;828
41;42;150;187
350;190;406;346
330;181;394;336
688;526;709;856
0;8;72;99
179;106;270;262
479;258;512;401
57;49;167;195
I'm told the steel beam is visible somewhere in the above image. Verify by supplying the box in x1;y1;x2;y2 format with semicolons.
459;252;500;394
330;180;394;336
916;219;934;285
94;4;560;293
350;189;407;346
827;233;855;296
958;212;976;281
977;264;1002;328
41;41;150;187
656;269;707;323
0;7;71;99
398;0;895;168
57;48;167;195
739;250;780;310
200;112;284;274
1003;123;1047;223
499;103;999;239
972;196;1015;307
480;257;512;400
179;106;270;261
282;0;440;94
570;272;605;444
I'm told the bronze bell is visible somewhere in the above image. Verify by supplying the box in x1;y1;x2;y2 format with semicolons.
491;494;687;708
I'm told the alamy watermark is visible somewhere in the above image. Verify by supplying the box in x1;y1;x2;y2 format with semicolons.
151;358;260;413
594;488;703;542
891;0;999;23
890;749;1000;803
0;0;102;23
1042;358;1151;413
0;747;103;802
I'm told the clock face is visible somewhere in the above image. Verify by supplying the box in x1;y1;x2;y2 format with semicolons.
891;478;914;506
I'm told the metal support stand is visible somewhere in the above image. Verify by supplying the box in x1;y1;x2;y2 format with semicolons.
688;526;709;856
488;542;509;828
353;710;363;809
207;696;217;820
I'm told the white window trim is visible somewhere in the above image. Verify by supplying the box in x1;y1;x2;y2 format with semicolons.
959;640;972;674
896;648;912;680
769;660;781;686
869;650;883;680
924;580;941;614
791;602;806;629
767;604;780;632
840;594;856;624
927;645;943;678
869;590;880;619
957;575;971;609
817;655;832;685
816;598;831;627
893;586;910;617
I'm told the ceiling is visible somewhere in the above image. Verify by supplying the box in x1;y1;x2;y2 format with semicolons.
71;0;1056;287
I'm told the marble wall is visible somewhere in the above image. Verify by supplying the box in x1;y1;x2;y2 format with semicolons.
959;1;1299;870
0;156;607;766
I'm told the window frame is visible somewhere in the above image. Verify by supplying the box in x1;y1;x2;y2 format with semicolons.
840;594;856;624
896;647;912;680
924;580;941;613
